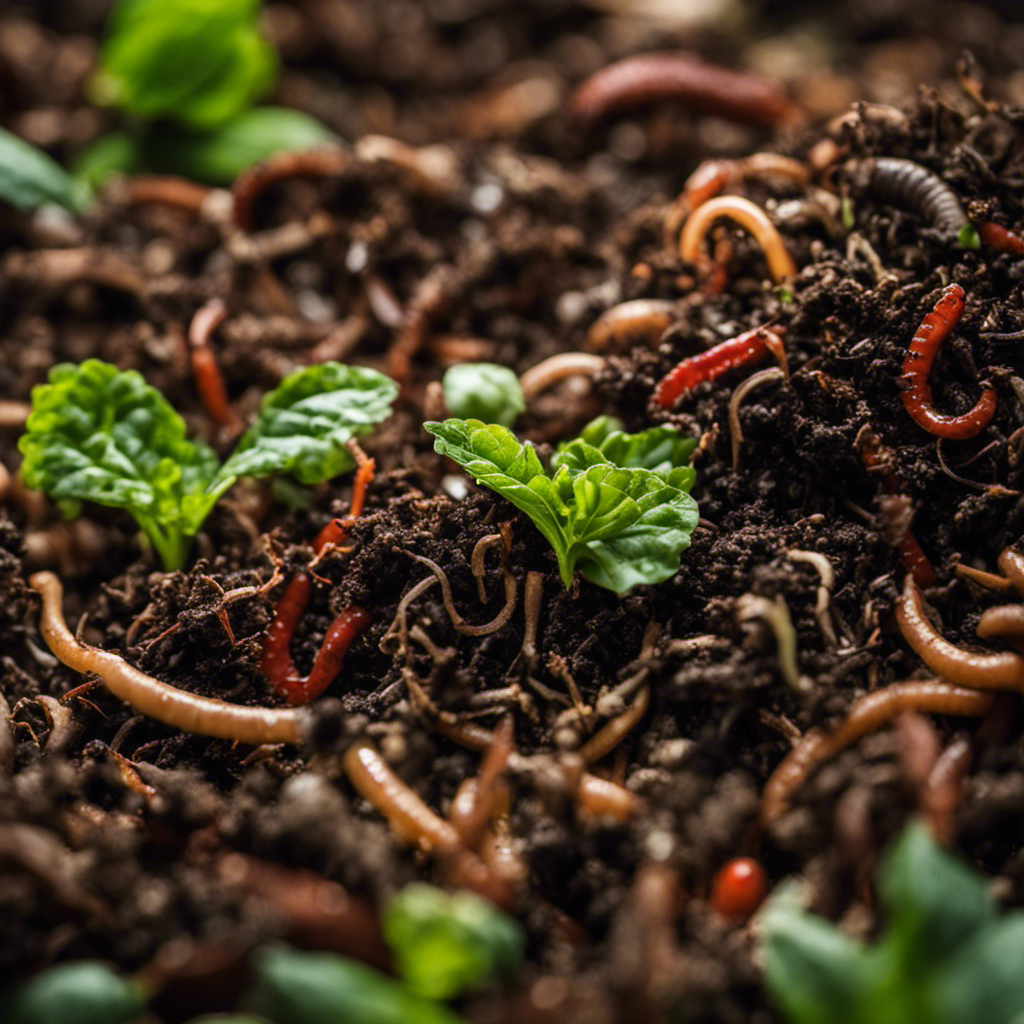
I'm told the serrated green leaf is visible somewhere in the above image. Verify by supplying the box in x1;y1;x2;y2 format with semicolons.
251;947;466;1024
221;363;397;485
442;363;525;428
0;127;90;213
761;882;873;1024
384;884;525;1000
879;821;994;968
19;359;220;569
97;0;274;128
139;110;339;185
552;416;696;489
425;418;698;593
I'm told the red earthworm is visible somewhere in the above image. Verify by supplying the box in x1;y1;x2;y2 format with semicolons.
188;298;242;432
585;299;676;353
851;157;968;238
519;352;606;402
262;456;375;705
760;679;993;825
231;147;350;231
568;51;799;129
899;283;996;440
709;857;767;921
896;575;1024;690
978;221;1024;255
30;571;305;745
665;153;809;245
678;195;797;285
653;325;786;410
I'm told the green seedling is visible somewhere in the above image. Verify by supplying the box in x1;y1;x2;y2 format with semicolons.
20;359;396;570
762;820;1024;1024
441;363;525;428
384;883;526;1000
0;127;90;213
79;0;336;185
426;418;698;593
0;960;146;1024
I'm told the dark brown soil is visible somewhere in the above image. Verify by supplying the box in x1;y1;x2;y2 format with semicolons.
4;2;1024;1022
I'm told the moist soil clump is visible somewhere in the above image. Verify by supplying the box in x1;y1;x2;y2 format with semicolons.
4;3;1024;1022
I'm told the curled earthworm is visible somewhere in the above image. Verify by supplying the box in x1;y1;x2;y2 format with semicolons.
728;367;787;470
976;604;1024;654
978;221;1024;255
665;153;809;245
188;298;242;432
31;571;305;745
231;147;349;231
678;195;797;285
899;283;996;440
403;551;518;637
761;679;993;825
586;299;675;353
519;352;606;403
568;51;799;129
471;534;505;603
849;157;968;238
896;575;1024;690
653;325;787;410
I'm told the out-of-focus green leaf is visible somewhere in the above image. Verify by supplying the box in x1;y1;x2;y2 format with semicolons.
442;364;525;428
0;961;146;1024
0;127;90;212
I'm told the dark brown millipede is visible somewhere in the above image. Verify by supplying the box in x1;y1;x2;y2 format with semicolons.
849;157;968;238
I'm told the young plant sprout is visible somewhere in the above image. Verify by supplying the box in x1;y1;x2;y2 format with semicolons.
425;418;698;593
19;359;397;571
441;363;525;427
899;283;997;439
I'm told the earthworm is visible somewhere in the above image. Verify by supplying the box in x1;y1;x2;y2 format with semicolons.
976;604;1024;654
899;284;996;439
403;552;518;637
519;353;606;403
448;716;514;849
579;684;650;765
997;547;1024;591
728;367;787;470
895;710;940;796
586;300;675;353
124;175;214;214
954;562;1017;594
978;221;1024;255
379;576;439;655
386;267;451;386
678;195;797;285
922;735;973;844
231;147;349;231
653;326;786;410
896;575;1024;689
31;571;305;745
188;298;242;431
262;457;375;704
567;51;799;129
665;153;809;244
343;737;460;851
760;680;993;825
354;135;463;198
852;157;968;238
36;695;75;756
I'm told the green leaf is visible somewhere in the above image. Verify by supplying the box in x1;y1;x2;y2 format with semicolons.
222;362;397;486
0;127;90;213
384;884;525;1000
96;0;275;128
442;363;525;428
761;882;873;1024
18;359;222;570
929;913;1024;1024
0;961;146;1024
552;416;696;490
958;223;982;249
72;131;143;189
425;419;698;593
878;821;994;968
251;947;466;1024
138;110;339;185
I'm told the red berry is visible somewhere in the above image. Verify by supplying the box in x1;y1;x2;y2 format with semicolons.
710;857;766;921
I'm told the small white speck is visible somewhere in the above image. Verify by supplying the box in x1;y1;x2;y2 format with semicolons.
345;240;368;273
470;182;504;213
441;475;469;500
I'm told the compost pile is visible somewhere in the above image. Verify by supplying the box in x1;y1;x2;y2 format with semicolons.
4;2;1024;1022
